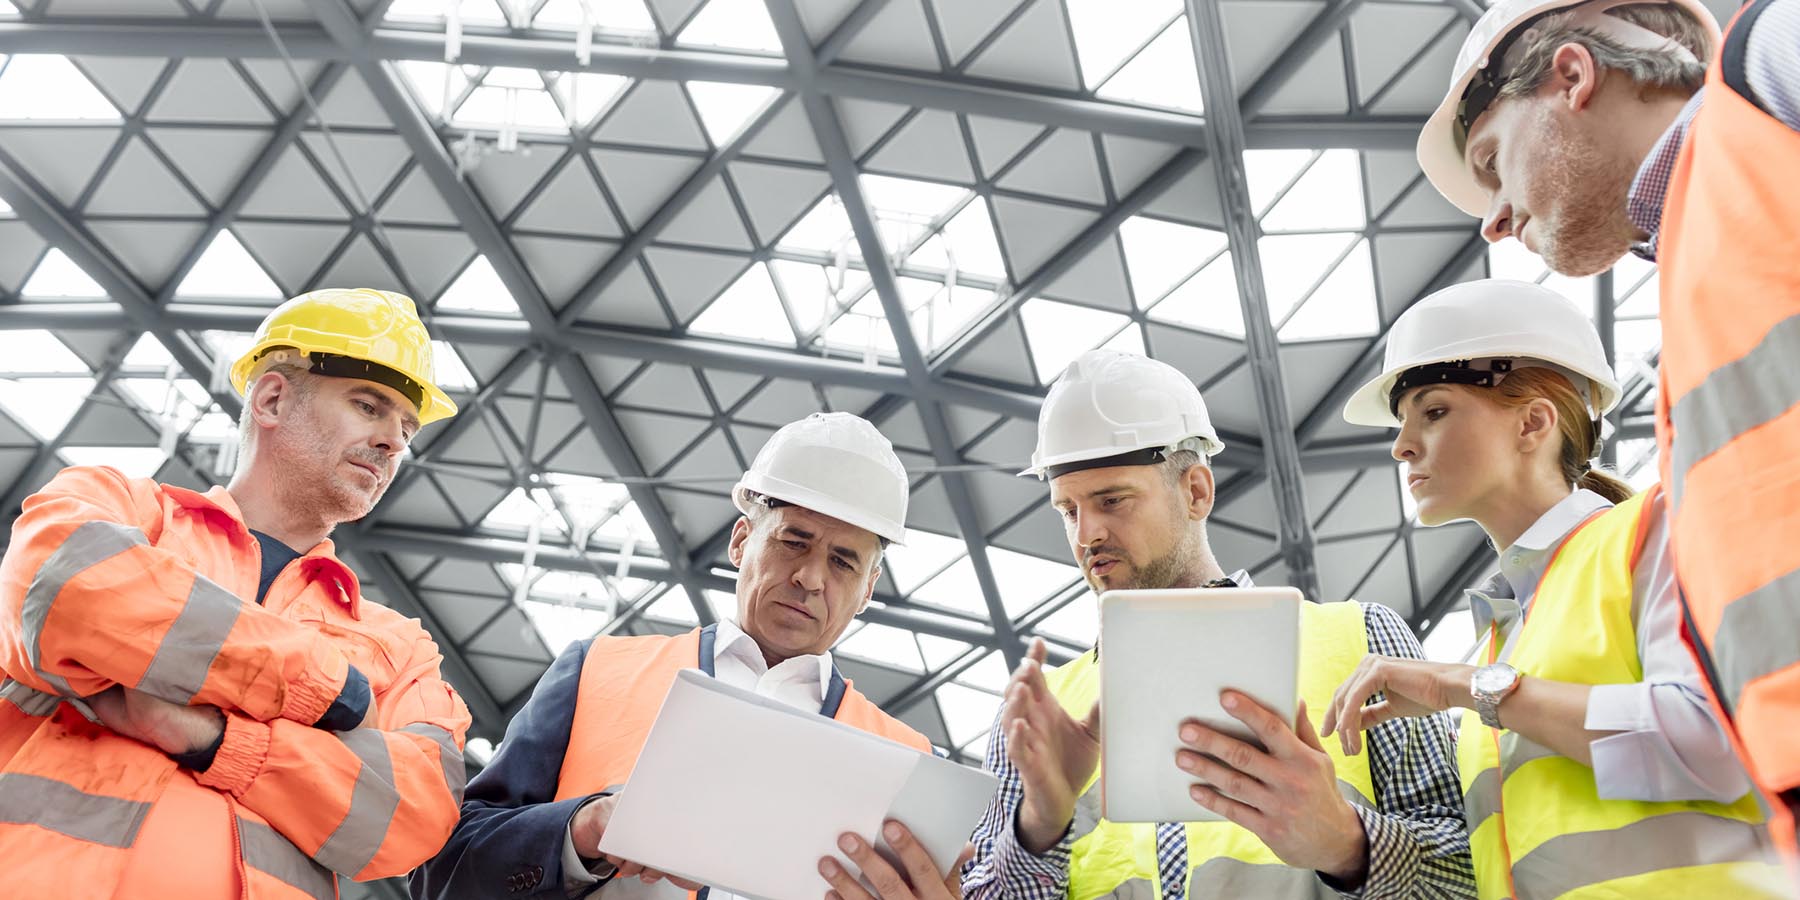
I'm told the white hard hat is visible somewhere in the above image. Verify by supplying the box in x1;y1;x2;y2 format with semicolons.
733;412;910;546
1418;0;1720;216
1342;279;1622;428
1021;349;1225;481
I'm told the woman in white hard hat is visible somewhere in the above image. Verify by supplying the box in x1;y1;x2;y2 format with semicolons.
1316;279;1786;898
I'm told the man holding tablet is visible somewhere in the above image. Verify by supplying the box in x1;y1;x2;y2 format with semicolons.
962;350;1474;899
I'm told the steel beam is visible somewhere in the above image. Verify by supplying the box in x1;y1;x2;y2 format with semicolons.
1186;0;1320;600
1236;0;1367;119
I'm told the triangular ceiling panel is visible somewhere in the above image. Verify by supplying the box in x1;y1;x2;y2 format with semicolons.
374;475;463;528
87;221;206;290
659;485;739;543
86;138;203;216
990;195;1099;278
544;425;618;479
313;74;391;129
237;58;327;114
794;0;857;44
1350;4;1456;106
647;0;707;33
947;315;1036;386
1142;158;1224;228
616;363;711;412
317;234;401;294
1372;231;1478;321
838;0;940;72
576;261;674;330
594;80;708;151
1220;0;1324;91
731;376;822;427
239;145;347;220
379;167;460;226
1362;149;1424;221
727;161;830;245
72;57;166;117
703;369;764;412
836;98;911;158
1280;339;1365;419
1259;39;1350;115
740;99;822;163
234;222;350;293
384;227;478;300
865;109;974;185
469;143;563;220
0;223;48;293
616;409;710;473
903;477;960;537
515;160;624;239
63;398;158;447
997;129;1104;205
495;396;581;462
930;0;1029;66
1042;236;1132;312
1314;533;1397;605
967;115;1045;179
965;467;1042;532
963;0;1080;91
302;132;412;207
1317;468;1402;537
1369;28;1462;115
658;176;754;250
592;148;702;231
514;234;615;310
149;127;266;208
643;246;749;325
1102;135;1184;200
147;59;272;124
0;128;118;208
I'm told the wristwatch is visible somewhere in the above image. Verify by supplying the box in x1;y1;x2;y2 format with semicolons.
1470;663;1522;729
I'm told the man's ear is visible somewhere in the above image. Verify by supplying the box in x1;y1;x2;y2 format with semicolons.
247;370;294;431
1549;40;1602;112
1183;462;1216;522
727;516;752;568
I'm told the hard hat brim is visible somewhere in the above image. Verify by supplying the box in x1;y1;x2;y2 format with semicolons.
732;476;907;546
232;338;460;426
1342;348;1622;428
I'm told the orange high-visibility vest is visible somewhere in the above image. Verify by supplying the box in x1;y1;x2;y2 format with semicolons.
1656;0;1800;868
554;625;933;897
0;466;471;900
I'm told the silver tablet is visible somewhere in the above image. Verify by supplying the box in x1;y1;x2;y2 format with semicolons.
1098;586;1302;823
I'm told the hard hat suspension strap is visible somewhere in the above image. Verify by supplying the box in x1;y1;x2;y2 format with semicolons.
1043;447;1169;481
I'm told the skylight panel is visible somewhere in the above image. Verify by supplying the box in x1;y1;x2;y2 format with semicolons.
482;487;552;533
777;195;855;255
1261;149;1366;232
456;85;568;131
645;586;700;624
190;411;236;443
676;0;783;53
821;294;899;360
533;0;658;32
432;341;478;391
836;622;925;672
1277;239;1377;341
900;276;992;352
917;633;974;669
177;230;282;300
1020;298;1132;383
551;72;632;128
1146;252;1241;336
1095;21;1203;114
1119;216;1227;304
0;376;94;438
908;199;1007;281
934;681;999;746
1242;149;1314;218
988;546;1081;616
0;330;88;374
22;248;106;299
687;82;780;145
689;263;797;345
884;527;968;595
0;56;120;121
385;0;508;24
122;334;174;371
767;259;837;336
1419;608;1476;663
397;61;468;118
1033;590;1099;646
437;255;519;314
861;174;968;222
518;594;608;655
1257;232;1358;324
954;651;1012;692
908;556;989;616
1066;0;1182;89
1100;322;1147;355
200;331;257;373
592;500;653;545
59;447;167;480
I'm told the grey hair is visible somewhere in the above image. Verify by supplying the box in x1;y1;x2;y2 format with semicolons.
1496;4;1712;104
1158;448;1205;487
741;489;892;552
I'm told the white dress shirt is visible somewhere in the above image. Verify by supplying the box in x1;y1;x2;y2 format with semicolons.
1466;489;1753;803
562;620;836;897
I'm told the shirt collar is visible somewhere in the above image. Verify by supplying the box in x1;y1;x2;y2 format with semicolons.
1627;89;1706;261
712;618;834;694
163;483;360;614
1469;489;1613;628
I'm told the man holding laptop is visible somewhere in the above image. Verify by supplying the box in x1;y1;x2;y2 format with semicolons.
961;350;1475;899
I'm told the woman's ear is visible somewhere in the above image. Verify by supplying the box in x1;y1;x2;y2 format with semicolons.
1517;396;1560;455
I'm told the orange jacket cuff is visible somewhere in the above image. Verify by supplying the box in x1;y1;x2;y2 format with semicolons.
196;711;270;798
282;653;349;726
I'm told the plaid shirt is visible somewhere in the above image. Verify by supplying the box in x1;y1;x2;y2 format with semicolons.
961;595;1475;900
1629;0;1800;261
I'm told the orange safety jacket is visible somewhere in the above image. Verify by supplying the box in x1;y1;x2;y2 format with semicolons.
1656;0;1800;869
0;466;471;899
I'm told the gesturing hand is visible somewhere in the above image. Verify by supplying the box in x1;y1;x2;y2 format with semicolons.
1002;637;1099;854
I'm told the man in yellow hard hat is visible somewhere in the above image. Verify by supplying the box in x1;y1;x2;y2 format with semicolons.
1413;0;1800;871
0;288;471;900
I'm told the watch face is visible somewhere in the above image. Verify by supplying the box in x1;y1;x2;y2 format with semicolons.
1475;665;1515;693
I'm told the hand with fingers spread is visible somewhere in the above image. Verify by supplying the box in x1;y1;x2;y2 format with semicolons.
568;793;705;891
1173;694;1369;884
1002;637;1100;854
1319;655;1473;757
818;820;974;900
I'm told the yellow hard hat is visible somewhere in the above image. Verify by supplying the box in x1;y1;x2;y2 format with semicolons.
231;288;459;426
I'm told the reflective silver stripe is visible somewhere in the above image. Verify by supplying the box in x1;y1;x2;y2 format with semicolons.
1512;810;1777;898
22;520;147;696
237;818;336;900
312;729;399;877
1069;780;1104;843
137;574;243;705
1499;731;1558;779
1189;856;1341;898
1669;311;1800;505
0;678;61;717
1098;877;1157;900
1462;767;1502;833
1713;565;1800;710
0;772;151;848
400;722;467;805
